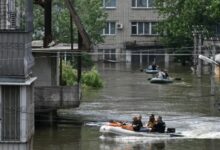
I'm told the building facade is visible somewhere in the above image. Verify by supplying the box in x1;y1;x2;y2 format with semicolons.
0;0;35;149
93;0;163;64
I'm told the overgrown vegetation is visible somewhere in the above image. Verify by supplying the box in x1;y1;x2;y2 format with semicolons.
33;0;105;88
155;0;220;46
62;61;78;86
154;0;220;64
62;61;103;88
81;67;103;88
33;0;107;44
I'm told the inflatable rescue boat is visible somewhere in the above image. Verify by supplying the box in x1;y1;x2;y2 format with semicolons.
100;125;183;137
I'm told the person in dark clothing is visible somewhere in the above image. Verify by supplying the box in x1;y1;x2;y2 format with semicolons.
152;116;166;133
164;70;169;79
132;115;143;131
151;63;157;70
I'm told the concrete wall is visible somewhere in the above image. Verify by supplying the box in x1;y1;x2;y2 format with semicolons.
0;139;33;150
32;53;59;86
0;32;34;80
34;85;80;112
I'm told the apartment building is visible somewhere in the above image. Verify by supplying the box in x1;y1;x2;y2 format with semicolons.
93;0;163;64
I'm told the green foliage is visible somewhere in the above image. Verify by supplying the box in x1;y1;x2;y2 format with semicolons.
33;5;44;40
154;0;220;64
82;67;103;88
52;1;72;43
75;0;107;44
62;61;77;85
62;61;103;88
154;0;220;47
33;0;107;44
71;53;94;68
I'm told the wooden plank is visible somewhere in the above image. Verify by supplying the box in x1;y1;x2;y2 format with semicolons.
64;0;91;50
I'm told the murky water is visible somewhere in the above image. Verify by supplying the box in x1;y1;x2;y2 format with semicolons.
34;63;220;150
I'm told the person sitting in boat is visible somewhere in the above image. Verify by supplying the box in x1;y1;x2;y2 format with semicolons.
157;69;170;79
152;116;166;133
151;63;157;70
157;70;166;79
121;115;141;131
132;115;143;131
145;114;156;129
163;70;169;79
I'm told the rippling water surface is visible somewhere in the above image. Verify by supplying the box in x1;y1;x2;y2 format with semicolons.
34;63;220;150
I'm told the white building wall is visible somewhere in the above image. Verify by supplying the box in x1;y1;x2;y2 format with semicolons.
95;0;162;62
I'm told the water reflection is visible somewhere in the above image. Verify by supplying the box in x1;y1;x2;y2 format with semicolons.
100;140;166;150
34;125;82;150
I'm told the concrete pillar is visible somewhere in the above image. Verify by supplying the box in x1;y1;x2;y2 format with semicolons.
165;51;169;69
140;52;143;65
210;39;216;95
126;50;131;63
193;32;198;75
197;33;202;77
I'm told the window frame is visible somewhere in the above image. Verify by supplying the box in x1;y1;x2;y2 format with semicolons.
131;21;158;36
103;0;116;9
98;49;116;61
131;0;155;8
103;21;116;35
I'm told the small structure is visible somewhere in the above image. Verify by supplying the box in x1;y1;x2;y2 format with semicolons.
33;0;91;120
0;0;35;149
32;45;81;114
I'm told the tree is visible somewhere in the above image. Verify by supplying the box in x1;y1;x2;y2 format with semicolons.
154;0;220;64
154;0;220;47
75;0;107;44
33;0;107;44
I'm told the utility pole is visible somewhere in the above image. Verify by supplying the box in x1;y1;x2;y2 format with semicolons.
192;27;198;75
197;32;202;77
210;37;218;95
192;25;204;77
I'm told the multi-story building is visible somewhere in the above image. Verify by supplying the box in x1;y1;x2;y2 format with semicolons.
0;0;35;149
93;0;163;64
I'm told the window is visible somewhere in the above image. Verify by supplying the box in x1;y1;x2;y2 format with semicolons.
103;22;116;35
151;22;158;35
131;22;158;35
103;0;116;8
131;0;155;8
98;49;116;61
148;0;154;7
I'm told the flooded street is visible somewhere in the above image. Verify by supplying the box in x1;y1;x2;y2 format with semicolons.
34;63;220;150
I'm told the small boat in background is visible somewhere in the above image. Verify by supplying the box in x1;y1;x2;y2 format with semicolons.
150;77;173;84
144;68;159;74
103;59;118;63
143;65;159;74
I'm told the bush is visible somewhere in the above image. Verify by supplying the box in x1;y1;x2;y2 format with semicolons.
62;61;77;85
62;61;103;88
82;67;103;88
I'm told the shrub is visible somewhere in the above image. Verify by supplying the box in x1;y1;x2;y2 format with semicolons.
82;67;103;88
62;61;103;88
62;61;77;85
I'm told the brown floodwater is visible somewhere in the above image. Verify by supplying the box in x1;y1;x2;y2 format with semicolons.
34;62;220;150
